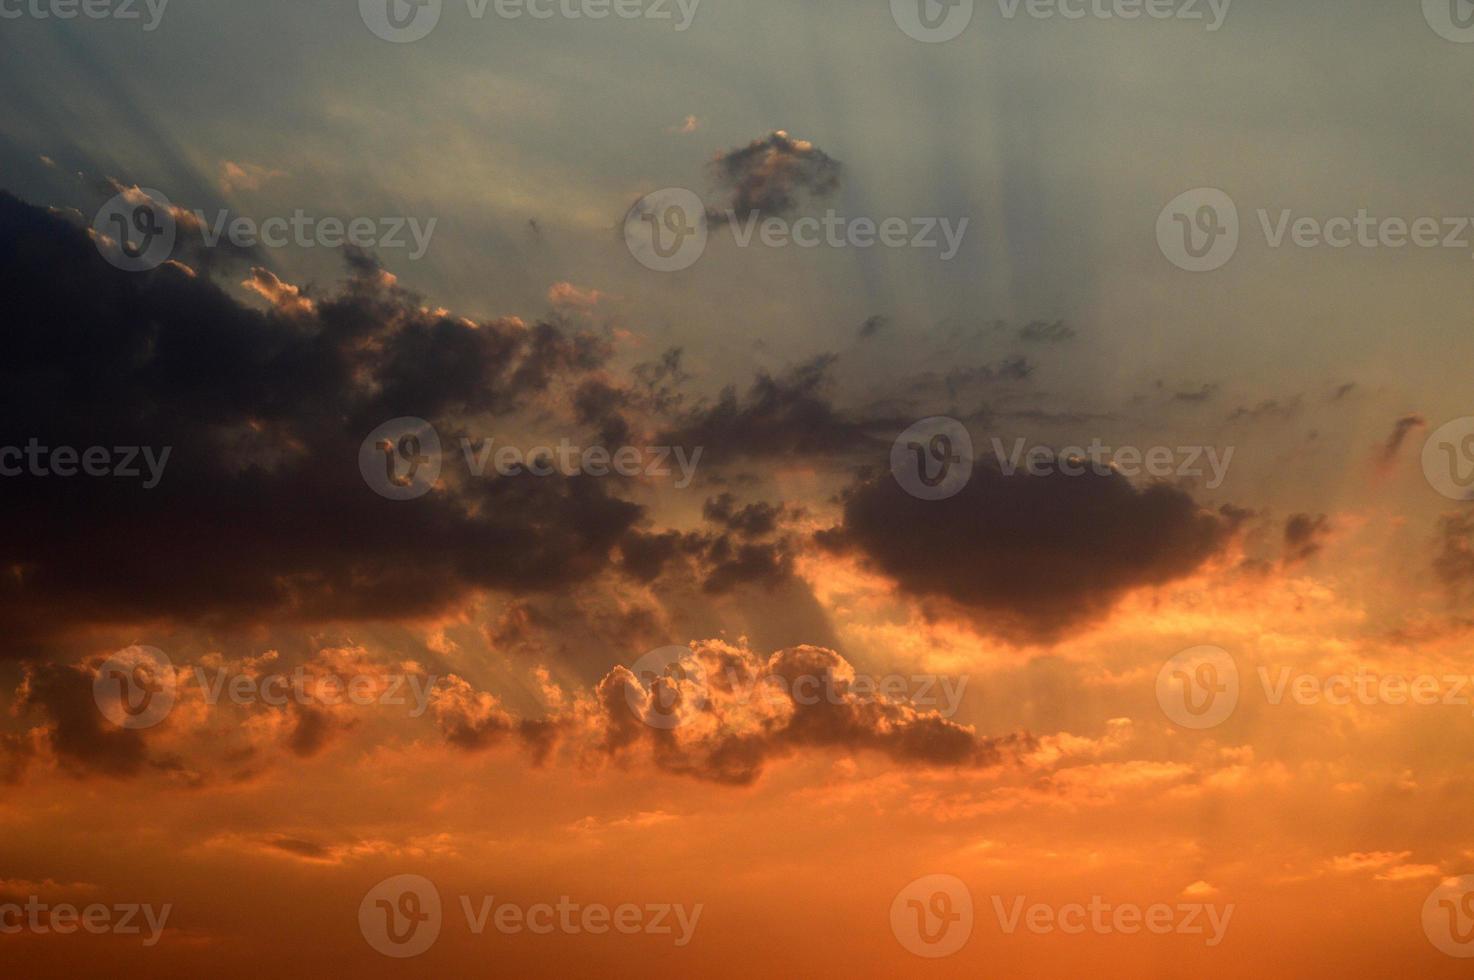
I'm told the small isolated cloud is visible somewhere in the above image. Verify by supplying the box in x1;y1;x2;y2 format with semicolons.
669;115;701;134
219;160;287;195
708;130;841;221
1377;413;1426;470
547;281;605;311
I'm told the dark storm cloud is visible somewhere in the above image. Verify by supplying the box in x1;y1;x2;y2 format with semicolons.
822;462;1241;643
0;191;643;656
15;662;148;777
1283;513;1330;565
706;130;841;222
659;355;875;464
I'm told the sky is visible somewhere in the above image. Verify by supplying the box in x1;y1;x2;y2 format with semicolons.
3;0;1474;975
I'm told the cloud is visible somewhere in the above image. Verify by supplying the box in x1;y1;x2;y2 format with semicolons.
707;131;841;221
1283;513;1330;565
1377;413;1426;469
218;161;286;195
0;191;644;654
822;462;1242;643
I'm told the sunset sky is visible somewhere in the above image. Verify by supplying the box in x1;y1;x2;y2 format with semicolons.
3;0;1474;976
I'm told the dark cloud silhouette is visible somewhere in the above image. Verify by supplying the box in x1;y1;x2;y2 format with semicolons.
660;355;874;464
1379;413;1427;466
1283;513;1330;565
823;462;1242;643
0;191;643;656
707;130;841;221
